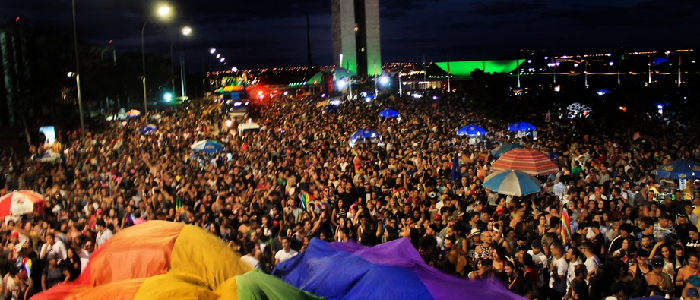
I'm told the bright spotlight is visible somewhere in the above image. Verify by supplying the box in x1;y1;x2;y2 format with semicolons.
163;92;173;102
379;77;389;85
210;48;216;54
220;58;225;62
337;80;347;88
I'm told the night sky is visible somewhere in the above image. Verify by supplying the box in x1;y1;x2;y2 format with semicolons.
3;0;699;71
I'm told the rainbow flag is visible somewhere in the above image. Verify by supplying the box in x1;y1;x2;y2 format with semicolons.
561;208;572;245
300;192;312;210
309;198;329;210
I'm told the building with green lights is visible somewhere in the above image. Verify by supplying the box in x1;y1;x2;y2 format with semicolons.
332;0;382;76
434;60;520;78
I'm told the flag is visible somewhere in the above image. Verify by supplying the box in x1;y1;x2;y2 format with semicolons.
309;198;329;210
561;208;572;246
175;196;183;211
300;192;313;210
450;152;461;182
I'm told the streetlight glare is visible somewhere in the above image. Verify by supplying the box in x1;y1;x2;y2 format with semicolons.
67;72;76;78
156;5;172;18
220;58;225;62
210;48;216;54
181;26;192;36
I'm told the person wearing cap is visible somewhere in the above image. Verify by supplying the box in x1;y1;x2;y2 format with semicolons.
15;269;36;300
95;219;113;247
645;255;673;295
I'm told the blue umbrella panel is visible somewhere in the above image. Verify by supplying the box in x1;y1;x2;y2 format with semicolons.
656;159;700;179
379;109;399;118
457;125;487;137
349;129;380;148
507;121;536;132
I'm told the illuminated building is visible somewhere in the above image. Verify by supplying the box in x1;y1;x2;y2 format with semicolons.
331;0;382;76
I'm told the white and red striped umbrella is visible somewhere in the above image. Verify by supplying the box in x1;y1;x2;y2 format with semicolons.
0;190;46;218
491;149;559;176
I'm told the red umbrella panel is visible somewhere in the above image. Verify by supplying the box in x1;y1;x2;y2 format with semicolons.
0;190;46;218
491;149;559;175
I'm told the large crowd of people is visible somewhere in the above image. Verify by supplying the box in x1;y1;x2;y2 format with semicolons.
0;90;699;300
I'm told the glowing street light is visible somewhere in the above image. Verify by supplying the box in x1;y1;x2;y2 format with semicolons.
157;5;172;18
216;54;221;58
220;57;225;62
210;48;216;54
142;2;175;114
181;26;192;36
379;77;389;85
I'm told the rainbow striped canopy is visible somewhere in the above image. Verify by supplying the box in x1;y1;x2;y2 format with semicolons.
273;238;525;300
32;221;321;300
491;149;559;176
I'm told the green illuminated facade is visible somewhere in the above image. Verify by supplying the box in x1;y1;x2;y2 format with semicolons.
435;60;520;78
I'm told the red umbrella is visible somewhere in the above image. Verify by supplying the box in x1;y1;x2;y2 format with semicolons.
491;149;559;175
0;190;46;218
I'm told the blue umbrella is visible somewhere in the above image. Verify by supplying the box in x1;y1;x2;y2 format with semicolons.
491;143;525;158
190;140;225;153
656;159;700;179
457;124;487;137
482;169;541;196
139;124;158;134
378;108;399;118
450;153;461;181
507;121;536;132
349;129;380;148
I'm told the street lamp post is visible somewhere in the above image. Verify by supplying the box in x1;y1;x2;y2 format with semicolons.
71;0;85;137
141;21;148;114
180;26;192;98
141;4;173;115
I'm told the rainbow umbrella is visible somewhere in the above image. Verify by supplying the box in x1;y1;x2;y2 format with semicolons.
491;149;559;175
273;238;524;300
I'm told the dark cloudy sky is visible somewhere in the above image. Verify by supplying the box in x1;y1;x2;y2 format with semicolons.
2;0;699;70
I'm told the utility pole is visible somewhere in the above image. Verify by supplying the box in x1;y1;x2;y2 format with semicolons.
71;0;85;138
678;52;682;87
516;59;521;88
422;55;427;90
447;55;451;92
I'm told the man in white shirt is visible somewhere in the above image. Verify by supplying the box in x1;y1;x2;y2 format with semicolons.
240;242;260;269
79;240;95;273
549;242;568;300
96;219;113;247
582;242;601;279
39;233;67;261
274;237;299;266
